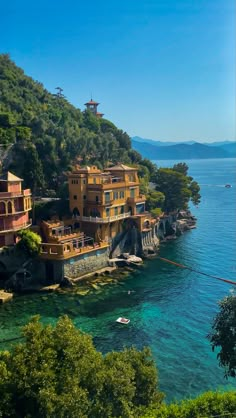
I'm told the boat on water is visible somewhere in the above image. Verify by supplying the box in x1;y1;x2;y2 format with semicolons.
116;317;130;324
225;184;232;188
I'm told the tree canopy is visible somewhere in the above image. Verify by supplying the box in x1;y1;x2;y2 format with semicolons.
0;316;163;418
0;316;235;417
16;229;42;257
0;54;135;196
208;295;236;378
152;163;201;213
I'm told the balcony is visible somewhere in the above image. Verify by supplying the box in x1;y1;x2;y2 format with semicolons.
82;211;131;224
0;208;31;217
40;241;109;260
0;192;23;198
0;220;32;234
0;189;31;198
86;200;102;205
127;194;146;205
87;181;127;190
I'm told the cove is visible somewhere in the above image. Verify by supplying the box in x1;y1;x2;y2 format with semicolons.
0;158;236;402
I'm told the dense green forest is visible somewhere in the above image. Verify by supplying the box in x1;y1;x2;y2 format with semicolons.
0;53;143;196
0;54;200;212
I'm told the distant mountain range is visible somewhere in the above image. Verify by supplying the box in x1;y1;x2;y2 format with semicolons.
132;136;236;160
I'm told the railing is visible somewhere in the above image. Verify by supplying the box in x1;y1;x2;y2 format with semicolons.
87;181;127;189
0;221;32;234
86;200;102;205
127;195;146;204
0;189;31;198
0;207;32;217
0;192;23;198
82;211;131;223
40;240;109;259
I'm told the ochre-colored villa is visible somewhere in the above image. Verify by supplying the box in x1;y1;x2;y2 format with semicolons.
39;164;152;265
68;164;148;242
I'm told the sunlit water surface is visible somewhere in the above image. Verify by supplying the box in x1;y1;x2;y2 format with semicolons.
0;158;235;401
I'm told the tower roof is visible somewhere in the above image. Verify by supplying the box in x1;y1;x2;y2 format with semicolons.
0;171;23;181
84;99;99;106
104;164;136;172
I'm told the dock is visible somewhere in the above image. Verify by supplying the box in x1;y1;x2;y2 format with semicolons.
0;290;13;303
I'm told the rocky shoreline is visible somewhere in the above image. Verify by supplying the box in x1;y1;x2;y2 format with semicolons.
0;210;197;299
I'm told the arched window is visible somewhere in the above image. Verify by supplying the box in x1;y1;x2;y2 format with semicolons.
72;207;80;218
0;202;6;215
7;201;13;214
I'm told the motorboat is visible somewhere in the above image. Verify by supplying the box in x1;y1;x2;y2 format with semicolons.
116;317;130;324
225;184;232;188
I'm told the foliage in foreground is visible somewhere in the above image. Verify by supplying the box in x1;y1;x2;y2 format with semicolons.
208;295;236;378
0;316;163;418
0;316;235;417
141;391;236;418
16;229;42;257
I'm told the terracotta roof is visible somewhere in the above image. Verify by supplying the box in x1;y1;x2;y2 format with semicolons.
105;164;136;171
84;100;99;105
0;171;23;181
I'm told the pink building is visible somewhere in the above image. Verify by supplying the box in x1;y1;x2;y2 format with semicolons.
0;172;32;247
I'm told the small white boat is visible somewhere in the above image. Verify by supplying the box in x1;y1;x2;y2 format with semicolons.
116;317;130;324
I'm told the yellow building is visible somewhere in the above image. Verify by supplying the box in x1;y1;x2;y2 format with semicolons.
68;164;147;241
40;219;108;261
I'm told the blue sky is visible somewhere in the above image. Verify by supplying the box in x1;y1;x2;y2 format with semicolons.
1;0;235;142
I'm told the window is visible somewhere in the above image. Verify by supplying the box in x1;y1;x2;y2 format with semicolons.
83;179;86;185
105;208;110;217
130;189;135;198
105;192;110;203
115;207;118;216
119;191;124;199
129;175;134;182
93;178;96;184
113;191;118;200
83;195;86;200
96;196;99;202
73;195;77;200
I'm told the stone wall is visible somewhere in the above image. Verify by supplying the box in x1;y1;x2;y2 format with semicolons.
64;247;109;279
0;246;28;277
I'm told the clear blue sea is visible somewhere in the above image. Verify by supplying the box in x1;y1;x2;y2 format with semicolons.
0;158;235;401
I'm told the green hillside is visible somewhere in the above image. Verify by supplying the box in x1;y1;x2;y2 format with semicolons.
0;54;142;195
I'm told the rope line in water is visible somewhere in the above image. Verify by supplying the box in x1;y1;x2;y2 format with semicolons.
0;336;24;344
157;257;236;286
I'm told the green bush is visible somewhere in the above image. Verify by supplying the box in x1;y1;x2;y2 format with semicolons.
16;229;42;257
141;391;236;417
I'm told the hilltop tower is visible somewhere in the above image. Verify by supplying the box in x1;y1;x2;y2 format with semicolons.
84;99;104;118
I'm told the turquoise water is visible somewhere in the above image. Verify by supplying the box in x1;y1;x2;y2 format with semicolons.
0;158;236;401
